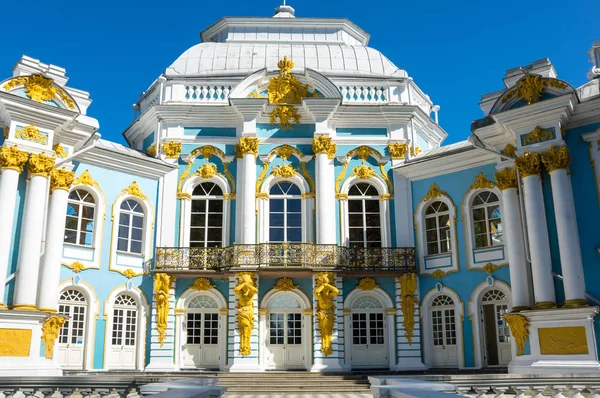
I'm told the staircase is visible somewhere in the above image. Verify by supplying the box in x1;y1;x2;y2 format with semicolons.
217;372;372;395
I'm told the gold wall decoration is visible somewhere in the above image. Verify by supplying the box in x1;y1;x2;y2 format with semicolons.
234;272;258;356
235;137;259;158
271;144;302;160
177;162;193;200
53;144;67;158
256;161;270;194
503;144;517;158
41;315;66;359
122;181;148;200
334;163;349;197
70;261;84;273
0;146;29;173
268;56;308;130
269;105;301;130
162;142;183;158
357;278;379;291
74;169;100;188
398;273;418;345
223;162;235;195
146;144;157;157
538;326;588;355
482;263;499;274
300;162;315;194
541;145;570;172
50;168;75;192
196;163;218;179
3;126;8;138
494;168;518;191
189;144;227;161
15;125;48;146
274;277;298;291
522;126;555;146
502;75;568;105
123;269;136;279
313;136;336;159
431;269;446;279
410;145;422;157
469;172;496;190
0;329;31;357
502;313;529;356
379;164;394;194
515;152;541;177
154;273;172;347
27;153;55;177
352;165;375;179
271;164;297;178
192;277;214;291
4;74;75;109
422;183;446;202
314;272;340;356
388;143;408;159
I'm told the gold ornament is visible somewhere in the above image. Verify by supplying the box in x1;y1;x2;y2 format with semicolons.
50;168;75;192
53;144;67;158
502;313;529;356
269;105;301;130
162;142;182;158
469;172;496;191
502;74;568;105
522;126;555;146
271;164;296;178
538;326;588;355
422;183;446;202
74;170;100;188
272;144;297;160
192;277;214;291
274;277;298;291
483;263;499;274
352;165;375;179
196;163;218;179
123;269;137;279
432;269;446;280
0;146;29;172
4;74;75;109
398;273;418;345
0;329;32;357
256;161;270;194
494;168;518;191
355;146;371;161
146;144;156;157
300;162;315;194
70;261;84;273
313;136;336;159
15;125;48;146
541;145;570;172
410;145;422;157
235;137;259;158
357;278;379;291
3;126;8;138
267;56;308;130
122;181;148;200
503;144;517;158
388;143;408;159
41;315;66;359
27;153;55;177
515;152;541;177
314;272;339;356
234;272;258;357
154;273;172;347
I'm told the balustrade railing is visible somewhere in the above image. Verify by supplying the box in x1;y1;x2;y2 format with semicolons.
154;243;415;272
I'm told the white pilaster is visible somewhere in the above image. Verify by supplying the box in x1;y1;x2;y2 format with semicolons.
0;168;22;308
315;153;336;244
146;278;177;371
240;153;257;245
235;158;244;244
392;173;414;246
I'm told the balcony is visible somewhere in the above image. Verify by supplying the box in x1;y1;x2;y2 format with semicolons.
153;243;416;273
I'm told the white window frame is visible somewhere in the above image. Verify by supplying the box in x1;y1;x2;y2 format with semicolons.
64;189;97;247
424;201;452;256
116;199;145;254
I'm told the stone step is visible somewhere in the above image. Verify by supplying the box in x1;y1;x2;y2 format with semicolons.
222;387;372;393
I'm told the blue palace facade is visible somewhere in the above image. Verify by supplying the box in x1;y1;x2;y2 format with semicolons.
1;5;600;376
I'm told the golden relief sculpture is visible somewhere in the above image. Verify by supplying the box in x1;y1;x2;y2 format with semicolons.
162;142;183;159
502;74;568;105
3;126;8;139
469;172;496;191
422;183;446;202
268;56;308;130
314;272;340;356
235;137;259;158
0;146;29;172
378;164;394;194
522;126;555;146
494;168;518;191
388;143;408;159
431;269;446;279
53;144;67;158
409;145;422;157
196;163;218;179
274;277;298;291
123;269;136;279
49;168;75;192
70;261;84;273
74;169;100;188
538;326;589;355
15;125;48;146
483;263;499;274
541;145;570;172
122;181;148;200
177;163;193;200
234;272;258;356
313;136;336;159
41;315;66;359
300;162;315;194
515;152;541;177
352;165;375;180
272;164;297;178
503;144;517;158
256;161;270;195
27;153;55;177
357;278;379;291
192;277;214;291
502;313;529;356
398;273;418;345
272;144;302;160
146;144;157;157
154;273;172;347
355;146;372;162
3;74;75;109
0;329;31;357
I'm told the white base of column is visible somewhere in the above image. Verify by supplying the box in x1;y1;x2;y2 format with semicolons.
228;358;262;372
391;358;427;371
509;359;600;374
0;357;63;377
310;358;347;372
145;357;178;372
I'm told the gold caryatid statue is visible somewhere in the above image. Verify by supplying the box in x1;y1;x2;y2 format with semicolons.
314;272;340;356
154;273;173;347
234;272;258;356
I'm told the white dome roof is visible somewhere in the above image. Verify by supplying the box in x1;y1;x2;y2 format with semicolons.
165;42;406;78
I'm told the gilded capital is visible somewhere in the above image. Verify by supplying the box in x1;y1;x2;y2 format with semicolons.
515;152;541;177
388;142;408;159
27;152;55;177
541;145;570;173
235;137;259;158
0;146;29;172
162;141;183;159
494;168;518;190
312;136;336;159
50;168;75;191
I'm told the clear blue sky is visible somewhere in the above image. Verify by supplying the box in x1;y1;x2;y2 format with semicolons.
0;0;595;145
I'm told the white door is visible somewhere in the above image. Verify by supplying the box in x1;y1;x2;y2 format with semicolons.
480;289;511;366
431;295;458;368
56;289;87;370
351;312;387;367
266;312;303;369
495;303;511;365
108;294;138;369
181;295;220;369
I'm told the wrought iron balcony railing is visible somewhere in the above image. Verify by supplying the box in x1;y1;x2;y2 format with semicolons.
153;243;416;272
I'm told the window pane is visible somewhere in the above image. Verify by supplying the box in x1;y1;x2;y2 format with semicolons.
287;228;302;242
190;214;205;227
270;199;284;212
366;228;381;243
365;213;380;227
269;228;284;242
207;214;222;227
348;214;363;227
132;215;144;229
270;213;284;226
131;227;143;241
117;238;128;251
349;228;363;242
348;200;363;212
287;213;301;227
64;230;77;244
472;208;485;222
287;199;301;213
208;200;223;212
118;226;129;238
191;199;206;212
119;213;130;225
130;241;142;254
364;200;379;213
82;220;94;233
82;232;93;246
190;228;205;242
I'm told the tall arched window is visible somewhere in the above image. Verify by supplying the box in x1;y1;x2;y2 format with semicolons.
425;201;450;255
190;182;224;248
65;189;96;246
472;191;502;248
57;289;88;369
117;199;144;254
348;183;381;248
269;182;302;243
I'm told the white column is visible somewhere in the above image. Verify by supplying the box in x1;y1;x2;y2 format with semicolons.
517;154;556;308
237;138;258;245
0;146;29;308
37;169;74;312
315;153;336;244
495;168;532;310
13;154;54;310
234;158;244;244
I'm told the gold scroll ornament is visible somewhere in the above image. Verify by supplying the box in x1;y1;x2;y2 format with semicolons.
234;272;258;356
503;313;529;356
314;272;340;356
154;273;172;347
398;273;418;345
41;315;66;359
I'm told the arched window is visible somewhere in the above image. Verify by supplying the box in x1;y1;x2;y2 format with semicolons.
351;295;383;309
348;183;381;248
58;289;87;355
431;294;456;349
117;199;144;254
425;201;451;255
269;182;302;243
472;191;502;248
190;182;224;248
111;294;137;349
65;189;96;246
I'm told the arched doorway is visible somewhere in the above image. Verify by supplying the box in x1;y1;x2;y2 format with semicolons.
479;289;511;366
349;295;388;368
56;289;88;369
430;294;458;368
181;294;220;369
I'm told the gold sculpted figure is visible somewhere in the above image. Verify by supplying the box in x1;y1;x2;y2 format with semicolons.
234;272;258;356
314;272;340;356
154;273;172;347
41;315;66;359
